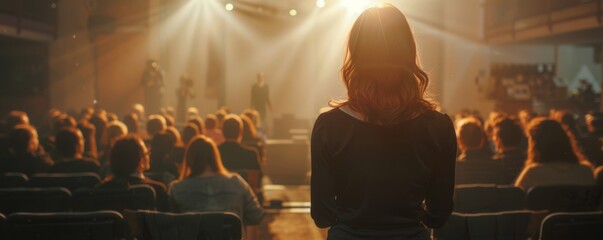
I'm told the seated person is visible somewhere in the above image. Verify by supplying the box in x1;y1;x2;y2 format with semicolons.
579;112;603;167
492;118;527;184
455;118;505;185
170;136;263;225
148;132;180;178
97;135;169;211
218;115;261;172
0;124;53;176
515;118;595;190
204;115;224;145
48;127;99;173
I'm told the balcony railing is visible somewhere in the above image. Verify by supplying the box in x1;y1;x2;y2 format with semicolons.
0;0;57;39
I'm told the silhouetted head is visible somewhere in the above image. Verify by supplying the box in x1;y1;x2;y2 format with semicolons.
105;121;127;148
333;3;435;126
526;118;586;165
146;115;167;137
493;118;524;152
181;123;199;146
188;117;205;135
122;113;140;135
181;136;227;179
457;118;486;152
205;114;218;130
110;135;149;178
8;124;38;156
56;127;85;158
240;115;258;142
5;111;29;129
222;114;243;142
586;112;603;135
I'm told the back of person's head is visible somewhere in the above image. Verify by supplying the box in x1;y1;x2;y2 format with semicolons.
8;124;38;156
55;127;84;158
122;113;140;135
162;114;175;127
110;135;149;178
222;115;243;141
552;111;579;136
526;118;586;165
106;112;118;122
188;117;205;135
181;136;227;179
181;123;199;146
493;118;524;150
586;112;603;134
240;115;257;142
204;114;218;130
150;132;174;162
146;115;167;137
105;121;128;147
165;126;182;146
457;118;486;151
51;114;77;136
242;109;260;127
215;110;226;127
331;3;435;126
5;111;29;129
88;114;107;145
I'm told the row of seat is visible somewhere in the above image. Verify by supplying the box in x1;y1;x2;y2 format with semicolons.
0;172;101;191
0;210;242;240
453;184;603;213
436;210;603;240
0;185;156;215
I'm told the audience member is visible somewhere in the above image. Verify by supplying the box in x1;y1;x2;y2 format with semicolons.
492;118;527;183
169;136;263;224
188;116;205;135
579;112;603;167
0;125;53;176
455;118;504;185
146;114;167;139
218;115;261;172
97;135;169;211
204;114;224;145
241;115;265;163
48;127;99;173
515;118;594;190
180;123;199;146
166;126;185;164
148;132;180;178
123;113;140;135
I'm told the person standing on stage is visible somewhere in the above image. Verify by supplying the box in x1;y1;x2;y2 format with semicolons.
251;72;272;128
141;60;164;115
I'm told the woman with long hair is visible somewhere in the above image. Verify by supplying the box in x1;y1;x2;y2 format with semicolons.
515;118;594;190
169;136;263;225
311;4;456;239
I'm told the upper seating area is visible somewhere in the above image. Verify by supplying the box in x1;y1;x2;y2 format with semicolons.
485;0;603;44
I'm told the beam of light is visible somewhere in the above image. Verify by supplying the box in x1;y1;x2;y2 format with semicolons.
340;0;375;15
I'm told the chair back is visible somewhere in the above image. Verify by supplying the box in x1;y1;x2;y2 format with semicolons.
5;211;124;240
454;184;525;213
0;172;28;188
437;211;531;240
29;173;101;192
125;210;243;240
0;187;71;214
73;184;156;212
540;211;603;240
527;185;602;211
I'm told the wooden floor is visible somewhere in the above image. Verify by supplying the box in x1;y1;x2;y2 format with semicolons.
257;185;327;239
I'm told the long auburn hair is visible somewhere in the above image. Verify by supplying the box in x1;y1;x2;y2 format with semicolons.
331;3;435;126
525;118;589;166
180;136;227;179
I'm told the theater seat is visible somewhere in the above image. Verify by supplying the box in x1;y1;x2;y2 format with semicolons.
124;210;242;240
540;211;603;240
5;211;124;240
0;188;71;215
73;185;156;212
454;184;525;213
436;211;532;240
0;172;28;188
526;185;602;212
29;173;101;192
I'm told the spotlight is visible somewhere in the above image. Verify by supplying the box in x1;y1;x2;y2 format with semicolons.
289;9;297;16
341;0;373;14
316;0;325;8
225;3;234;11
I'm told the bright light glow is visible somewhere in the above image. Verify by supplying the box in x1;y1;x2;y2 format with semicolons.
225;3;234;11
316;0;326;8
341;0;374;14
289;9;297;16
